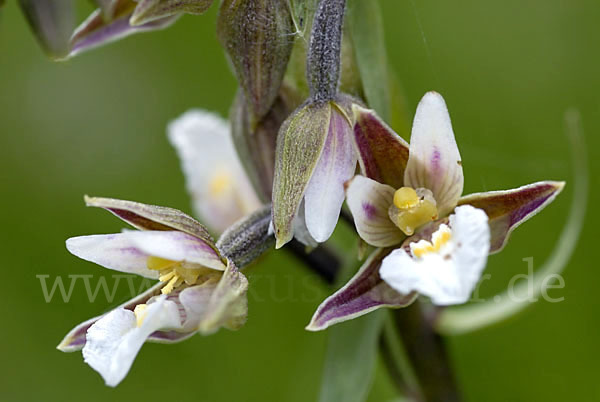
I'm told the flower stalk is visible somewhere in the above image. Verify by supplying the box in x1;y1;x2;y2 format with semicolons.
393;302;461;402
306;0;346;102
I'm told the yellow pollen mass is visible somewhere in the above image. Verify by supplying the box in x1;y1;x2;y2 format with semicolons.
389;187;439;236
393;187;420;209
147;256;202;295
412;228;452;258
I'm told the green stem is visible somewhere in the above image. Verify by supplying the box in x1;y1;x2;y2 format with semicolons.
380;314;423;401
393;301;462;402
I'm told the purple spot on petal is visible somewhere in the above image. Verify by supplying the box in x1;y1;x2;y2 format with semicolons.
362;202;377;220
431;148;441;171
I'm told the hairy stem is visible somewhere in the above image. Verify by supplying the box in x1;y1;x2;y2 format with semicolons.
307;0;346;101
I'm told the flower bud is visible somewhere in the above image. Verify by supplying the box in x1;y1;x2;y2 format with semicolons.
217;0;295;122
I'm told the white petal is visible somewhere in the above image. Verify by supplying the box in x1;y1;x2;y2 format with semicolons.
404;92;464;216
66;234;158;278
82;296;181;387
304;109;357;242
345;175;405;247
123;230;226;271
168;109;261;234
380;205;490;305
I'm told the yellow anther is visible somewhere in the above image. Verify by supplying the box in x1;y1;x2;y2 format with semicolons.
147;256;178;271
412;226;452;258
159;271;176;282
161;274;180;295
209;171;232;196
393;187;420;209
133;304;148;327
389;187;439;236
146;256;206;295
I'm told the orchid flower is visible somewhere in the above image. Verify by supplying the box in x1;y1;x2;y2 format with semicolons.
58;196;248;386
307;92;564;330
168;109;262;235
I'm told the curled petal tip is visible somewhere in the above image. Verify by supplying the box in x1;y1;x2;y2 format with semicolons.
304;321;324;332
56;340;69;352
275;237;288;250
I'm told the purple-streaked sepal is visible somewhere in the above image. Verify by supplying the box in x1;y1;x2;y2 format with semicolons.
68;3;178;59
306;248;417;331
352;105;410;189
84;196;215;245
458;181;565;253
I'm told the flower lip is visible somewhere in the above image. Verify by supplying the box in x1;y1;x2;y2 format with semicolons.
82;295;182;387
380;205;490;305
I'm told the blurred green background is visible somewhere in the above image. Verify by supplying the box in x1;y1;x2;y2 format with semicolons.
1;0;598;401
